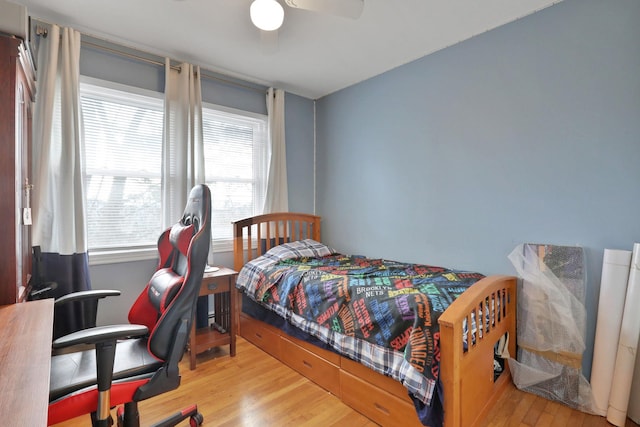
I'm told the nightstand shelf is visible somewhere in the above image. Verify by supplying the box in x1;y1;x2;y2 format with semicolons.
188;266;238;370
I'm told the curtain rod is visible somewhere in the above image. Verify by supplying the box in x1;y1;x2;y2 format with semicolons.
35;24;267;94
84;40;267;94
82;39;178;70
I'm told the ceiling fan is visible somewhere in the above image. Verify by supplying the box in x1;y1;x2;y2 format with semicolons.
249;0;364;32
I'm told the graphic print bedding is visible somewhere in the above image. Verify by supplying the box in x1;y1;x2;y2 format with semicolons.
236;239;485;411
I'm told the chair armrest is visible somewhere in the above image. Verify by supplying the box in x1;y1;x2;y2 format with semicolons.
53;324;150;397
52;324;149;350
54;290;123;337
55;289;121;306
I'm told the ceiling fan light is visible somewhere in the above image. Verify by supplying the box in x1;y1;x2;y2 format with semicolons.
250;0;284;31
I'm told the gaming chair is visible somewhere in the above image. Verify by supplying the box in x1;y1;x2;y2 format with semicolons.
47;184;211;427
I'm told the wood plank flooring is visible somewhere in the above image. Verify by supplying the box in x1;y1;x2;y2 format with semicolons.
54;337;639;427
54;337;375;427
481;382;639;427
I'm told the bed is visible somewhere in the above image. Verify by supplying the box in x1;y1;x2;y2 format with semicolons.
232;212;516;427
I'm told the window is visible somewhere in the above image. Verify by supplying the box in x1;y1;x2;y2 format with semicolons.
202;104;268;251
80;78;268;263
81;78;163;263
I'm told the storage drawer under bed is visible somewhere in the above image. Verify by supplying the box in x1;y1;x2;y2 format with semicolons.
240;313;282;359
340;370;423;427
280;336;341;396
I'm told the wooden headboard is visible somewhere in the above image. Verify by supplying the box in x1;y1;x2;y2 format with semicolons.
232;212;321;271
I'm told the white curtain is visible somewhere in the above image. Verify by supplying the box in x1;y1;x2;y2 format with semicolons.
33;25;86;254
262;87;288;214
32;25;91;337
161;59;205;228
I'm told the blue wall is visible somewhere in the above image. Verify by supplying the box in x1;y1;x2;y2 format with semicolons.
315;0;640;378
285;94;315;214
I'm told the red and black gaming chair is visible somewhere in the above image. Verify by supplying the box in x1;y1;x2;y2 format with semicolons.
47;184;211;427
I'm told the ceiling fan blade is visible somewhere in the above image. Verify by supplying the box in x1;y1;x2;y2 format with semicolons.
284;0;364;19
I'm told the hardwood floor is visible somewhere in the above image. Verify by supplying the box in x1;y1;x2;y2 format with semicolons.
481;382;639;427
54;337;375;427
54;337;639;427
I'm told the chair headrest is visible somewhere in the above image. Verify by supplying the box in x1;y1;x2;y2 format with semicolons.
169;223;195;256
181;185;208;231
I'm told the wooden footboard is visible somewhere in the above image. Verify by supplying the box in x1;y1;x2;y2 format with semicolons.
439;274;517;427
232;213;517;427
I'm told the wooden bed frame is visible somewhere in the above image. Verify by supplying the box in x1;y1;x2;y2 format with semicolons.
233;212;516;427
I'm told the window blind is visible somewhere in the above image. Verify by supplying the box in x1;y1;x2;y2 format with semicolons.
80;79;269;259
81;82;163;251
202;105;268;249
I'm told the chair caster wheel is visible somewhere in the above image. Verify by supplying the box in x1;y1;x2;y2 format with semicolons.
189;412;204;426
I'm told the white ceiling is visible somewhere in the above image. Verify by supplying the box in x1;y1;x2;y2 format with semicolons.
16;0;562;99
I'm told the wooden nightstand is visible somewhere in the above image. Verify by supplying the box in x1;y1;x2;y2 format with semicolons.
188;266;238;370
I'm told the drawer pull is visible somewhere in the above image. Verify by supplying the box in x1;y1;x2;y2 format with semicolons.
255;332;263;339
303;360;313;369
374;402;390;416
207;283;218;291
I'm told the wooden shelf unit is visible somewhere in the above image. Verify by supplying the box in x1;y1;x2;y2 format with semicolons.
188;266;238;369
0;34;36;305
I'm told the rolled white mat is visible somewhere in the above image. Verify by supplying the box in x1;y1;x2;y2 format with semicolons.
608;243;640;426
629;345;640;423
591;249;632;416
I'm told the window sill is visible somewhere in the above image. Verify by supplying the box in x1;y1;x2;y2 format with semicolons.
89;247;158;266
89;239;234;266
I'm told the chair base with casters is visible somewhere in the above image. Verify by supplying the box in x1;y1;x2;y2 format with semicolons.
48;305;205;427
48;184;211;427
117;404;203;427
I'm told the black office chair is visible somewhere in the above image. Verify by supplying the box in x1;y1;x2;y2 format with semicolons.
47;184;211;427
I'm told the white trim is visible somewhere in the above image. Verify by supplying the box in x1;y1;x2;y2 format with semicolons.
89;241;233;266
202;101;267;121
80;75;163;100
89;246;157;265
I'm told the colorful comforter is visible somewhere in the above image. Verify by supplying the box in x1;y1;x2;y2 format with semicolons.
236;239;484;407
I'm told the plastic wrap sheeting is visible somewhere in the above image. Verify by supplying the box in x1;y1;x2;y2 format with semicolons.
507;243;595;413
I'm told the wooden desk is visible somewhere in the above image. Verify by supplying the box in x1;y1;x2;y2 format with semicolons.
188;267;238;370
0;299;54;423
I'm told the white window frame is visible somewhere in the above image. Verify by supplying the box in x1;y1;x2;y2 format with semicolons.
202;102;268;253
80;77;164;265
80;77;269;264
